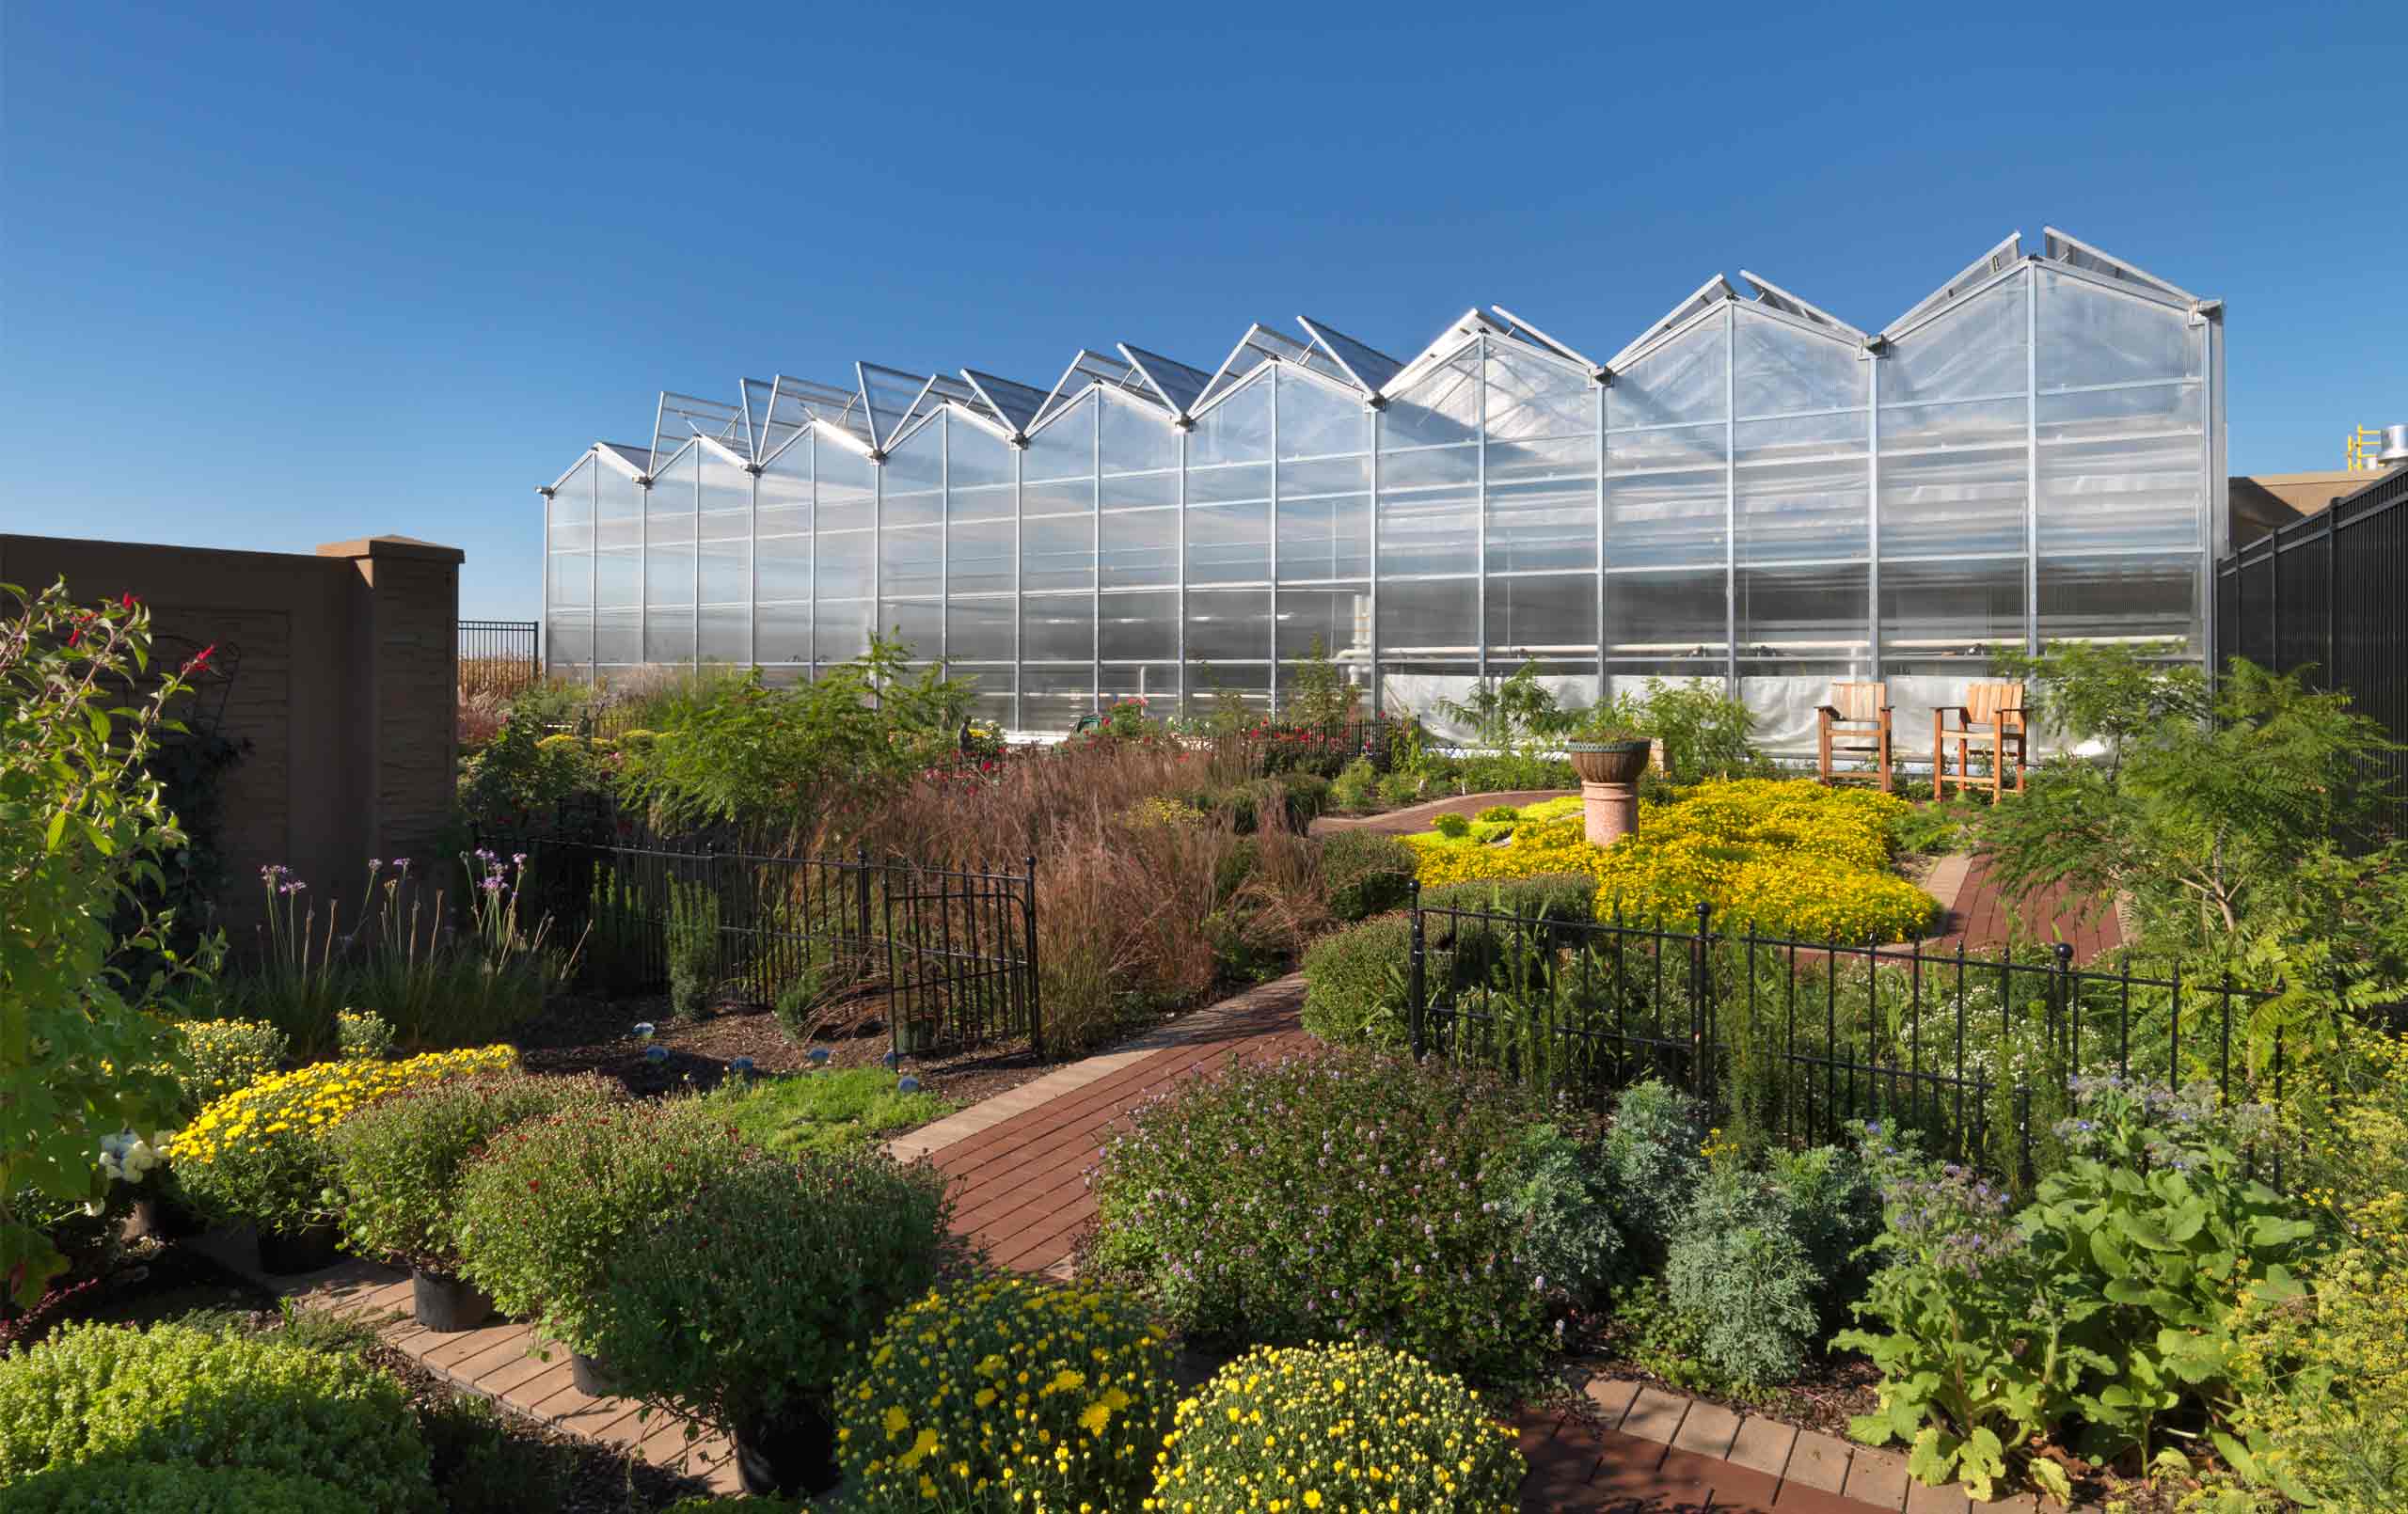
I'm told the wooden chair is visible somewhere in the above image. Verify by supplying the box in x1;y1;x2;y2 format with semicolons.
1817;682;1893;793
1933;682;2027;802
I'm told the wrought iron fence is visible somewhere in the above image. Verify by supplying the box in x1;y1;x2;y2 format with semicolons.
527;839;1040;1056
1403;888;2288;1185
2217;463;2407;831
460;620;541;702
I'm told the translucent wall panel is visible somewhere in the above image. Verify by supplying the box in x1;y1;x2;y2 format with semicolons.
1486;572;1596;658
948;597;1015;662
1023;397;1096;591
1186;498;1270;585
594;607;638;668
1378;576;1477;663
1878;276;2028;559
1485;342;1597;575
1879;557;2023;667
1101;590;1179;661
755;434;811;664
1604;569;1727;665
1022;595;1093;663
755;600;810;666
596;460;644;550
1378;344;1478;578
880;599;943;654
1276;587;1370;662
817;440;876;532
816;596;872;663
1101;395;1179;507
2037;554;2198;652
1733;308;1867;565
546;456;595;674
1606;315;1729;572
1101;508;1178;589
1022;666;1096;733
698;449;750;664
816;439;875;666
1736;561;1869;670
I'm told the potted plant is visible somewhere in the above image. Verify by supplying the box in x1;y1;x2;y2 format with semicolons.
1563;714;1650;786
451;1096;750;1378
583;1149;957;1496
325;1071;621;1331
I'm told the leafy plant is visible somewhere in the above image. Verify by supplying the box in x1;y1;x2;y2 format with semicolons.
1298;914;1414;1048
416;1393;565;1514
587;1149;955;1478
1319;830;1418;923
1500;1122;1627;1306
1284;635;1362;729
1435;659;1576;749
1664;1161;1825;1386
325;1071;621;1273
1433;811;1472;838
1087;1048;1558;1385
666;875;721;1019
705;1066;958;1156
1;1461;374;1514
1330;757;1379;812
1;582;208;1305
171;1017;289;1109
335;1009;396;1061
1152;1343;1523;1513
1596;1080;1706;1270
0;1320;434;1510
834;1276;1175;1514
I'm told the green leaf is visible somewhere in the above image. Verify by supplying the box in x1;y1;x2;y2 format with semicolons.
2028;1459;2074;1505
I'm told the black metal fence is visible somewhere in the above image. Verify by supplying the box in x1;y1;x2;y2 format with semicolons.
460;620;541;701
2217;464;2408;828
1403;890;2286;1183
528;840;1040;1057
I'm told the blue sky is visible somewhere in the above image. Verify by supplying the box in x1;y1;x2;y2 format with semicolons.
5;2;2403;620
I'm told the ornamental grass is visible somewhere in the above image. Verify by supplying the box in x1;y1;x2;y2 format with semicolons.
169;1044;517;1236
1149;1342;1523;1514
833;1276;1175;1513
1404;778;1931;944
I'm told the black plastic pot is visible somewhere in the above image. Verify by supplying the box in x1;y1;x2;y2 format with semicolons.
412;1268;495;1332
257;1222;341;1275
733;1404;842;1496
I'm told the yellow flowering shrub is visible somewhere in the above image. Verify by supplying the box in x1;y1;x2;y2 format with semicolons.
834;1276;1174;1512
169;1018;289;1107
1149;1342;1522;1513
170;1044;515;1236
1405;779;1930;944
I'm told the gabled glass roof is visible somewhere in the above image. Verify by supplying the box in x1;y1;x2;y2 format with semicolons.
1882;232;2024;339
1607;277;1739;373
652;391;748;472
1737;272;1867;341
2042;226;2195;305
1199;323;1360;409
1037;349;1164;428
1296;317;1403;394
961;370;1049;438
1117;343;1213;419
856;363;931;454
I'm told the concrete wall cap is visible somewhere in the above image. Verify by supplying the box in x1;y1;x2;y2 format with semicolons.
314;535;467;564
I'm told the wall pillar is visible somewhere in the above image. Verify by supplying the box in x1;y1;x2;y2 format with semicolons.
317;536;463;868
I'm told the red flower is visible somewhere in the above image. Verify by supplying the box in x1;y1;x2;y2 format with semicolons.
183;643;215;673
66;627;81;647
120;592;135;609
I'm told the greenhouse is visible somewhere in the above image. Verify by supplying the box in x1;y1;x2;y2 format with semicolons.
535;227;2225;750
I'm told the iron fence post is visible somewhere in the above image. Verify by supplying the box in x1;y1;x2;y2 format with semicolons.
1025;853;1043;1059
2053;940;2074;1080
1407;878;1426;1061
1692;901;1711;1102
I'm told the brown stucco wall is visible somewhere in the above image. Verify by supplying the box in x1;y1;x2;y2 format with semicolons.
0;533;462;938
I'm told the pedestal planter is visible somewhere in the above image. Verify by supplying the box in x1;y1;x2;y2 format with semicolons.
570;1349;624;1397
411;1268;495;1333
733;1405;843;1497
1566;741;1647;847
257;1222;341;1275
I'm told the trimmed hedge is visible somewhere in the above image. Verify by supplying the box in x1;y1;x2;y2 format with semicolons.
1319;830;1417;923
1299;913;1412;1048
1;1461;374;1514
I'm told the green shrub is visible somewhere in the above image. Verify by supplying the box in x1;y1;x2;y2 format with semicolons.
1597;1080;1706;1270
1212;834;1259;904
667;876;721;1019
1501;1122;1627;1308
417;1394;565;1514
1278;769;1334;825
0;1321;433;1511
1421;872;1599;924
1663;1163;1823;1386
1475;804;1520;822
1320;830;1417;923
1375;770;1424;808
768;938;860;1041
1088;1048;1557;1384
335;1009;398;1061
326;1071;622;1272
1205;905;1289;986
452;1096;749;1349
834;1276;1175;1514
0;1461;374;1514
1298;914;1411;1048
705;1065;958;1156
173;1017;289;1107
588;1151;953;1464
1151;1342;1523;1513
1330;757;1378;812
1433;812;1471;838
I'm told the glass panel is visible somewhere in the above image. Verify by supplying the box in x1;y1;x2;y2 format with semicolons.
646;447;698;544
1275;585;1370;662
548;457;594;550
1023;393;1096;516
882;419;943;528
1100;663;1180;703
699;449;749;542
1610;314;1729;428
643;617;693;664
1604;569;1726;660
878;598;943;657
2038;554;2198;653
1277;368;1368;460
1190;372;1272;505
547;616;591;670
594;607;639;666
755;535;810;601
699;541;746;605
1485;572;1597;659
1886;275;2028;404
816;598;873;663
756;601;810;664
1734;308;1863;418
879;525;943;598
1101;509;1178;588
1487;434;1596;574
948;411;1014;488
816;443;876;533
1735;561;1869;665
1099;591;1179;661
1385;340;1480;443
1185;589;1271;662
1879;557;2023;665
817;529;873;591
949;597;1014;661
1186;501;1271;584
1022;514;1094;591
1486;342;1594;443
1022;666;1096;732
1021;595;1094;662
1877;419;2027;559
757;435;811;536
1604;422;1726;570
1186;662;1269;707
699;605;746;664
594;549;640;607
1101;396;1179;510
596;463;644;550
549;551;591;608
1735;411;1867;564
2036;269;2200;391
645;545;694;607
1378;353;1481;579
1378;577;1477;661
1276;492;1370;581
948;520;1014;595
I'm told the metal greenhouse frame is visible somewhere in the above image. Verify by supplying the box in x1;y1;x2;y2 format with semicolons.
535;227;2225;750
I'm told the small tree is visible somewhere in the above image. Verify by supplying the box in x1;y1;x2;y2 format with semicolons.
1435;659;1575;749
1284;635;1360;730
2;582;208;1305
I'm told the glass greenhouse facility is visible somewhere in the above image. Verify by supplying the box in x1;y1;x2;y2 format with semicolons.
536;228;2225;749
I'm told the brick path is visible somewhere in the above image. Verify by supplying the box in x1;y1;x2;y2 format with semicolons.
1923;852;2121;962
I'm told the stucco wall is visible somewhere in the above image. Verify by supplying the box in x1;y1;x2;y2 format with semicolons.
0;532;462;938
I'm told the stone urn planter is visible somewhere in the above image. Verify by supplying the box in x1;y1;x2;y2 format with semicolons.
257;1221;341;1276
411;1268;495;1333
1566;739;1648;846
733;1404;844;1497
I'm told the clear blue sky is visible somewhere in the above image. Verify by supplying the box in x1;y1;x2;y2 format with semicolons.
5;2;2403;621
